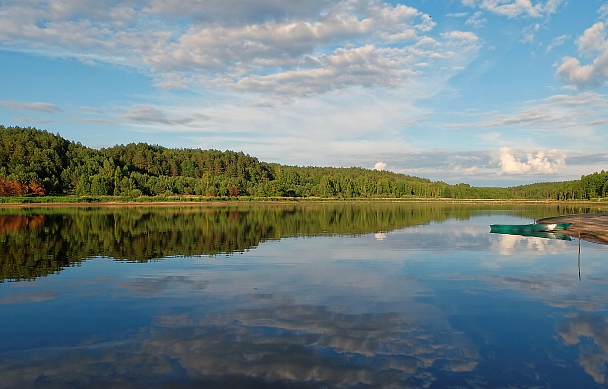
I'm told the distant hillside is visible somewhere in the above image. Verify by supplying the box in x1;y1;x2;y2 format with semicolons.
0;125;606;200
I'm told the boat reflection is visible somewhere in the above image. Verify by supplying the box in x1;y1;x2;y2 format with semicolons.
490;230;572;241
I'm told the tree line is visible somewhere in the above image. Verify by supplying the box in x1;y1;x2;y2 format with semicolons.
0;125;606;200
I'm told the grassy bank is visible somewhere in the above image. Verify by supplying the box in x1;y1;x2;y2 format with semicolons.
1;195;607;207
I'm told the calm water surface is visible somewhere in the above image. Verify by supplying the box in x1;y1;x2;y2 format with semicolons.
0;204;607;388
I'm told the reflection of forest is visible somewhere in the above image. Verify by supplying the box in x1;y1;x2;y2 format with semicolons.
0;203;585;282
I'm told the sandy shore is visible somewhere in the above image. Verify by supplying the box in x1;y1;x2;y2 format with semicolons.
538;213;608;245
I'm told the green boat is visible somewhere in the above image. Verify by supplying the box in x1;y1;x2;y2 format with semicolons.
489;223;571;234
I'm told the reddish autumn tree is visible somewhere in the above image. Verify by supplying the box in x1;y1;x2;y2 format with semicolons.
0;178;24;196
0;178;46;196
228;185;239;197
26;182;46;196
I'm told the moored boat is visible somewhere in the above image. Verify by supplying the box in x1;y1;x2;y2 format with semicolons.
490;223;571;233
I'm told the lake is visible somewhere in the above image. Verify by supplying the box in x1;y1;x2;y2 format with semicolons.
0;203;607;388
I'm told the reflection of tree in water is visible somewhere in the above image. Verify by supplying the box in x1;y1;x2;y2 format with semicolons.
0;214;46;233
0;203;578;282
0;300;479;388
557;313;608;384
0;203;472;282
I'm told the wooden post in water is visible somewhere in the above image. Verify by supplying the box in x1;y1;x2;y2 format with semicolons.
578;209;581;281
578;237;581;281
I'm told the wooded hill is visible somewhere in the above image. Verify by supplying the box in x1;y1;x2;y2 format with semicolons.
0;125;606;200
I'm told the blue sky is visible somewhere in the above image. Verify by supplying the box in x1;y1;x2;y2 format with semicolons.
1;0;607;186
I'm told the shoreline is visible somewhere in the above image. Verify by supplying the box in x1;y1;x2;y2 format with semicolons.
0;197;607;208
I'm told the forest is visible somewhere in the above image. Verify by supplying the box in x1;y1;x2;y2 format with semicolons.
0;125;606;200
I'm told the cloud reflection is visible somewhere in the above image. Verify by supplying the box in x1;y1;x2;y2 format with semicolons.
557;314;608;384
121;275;209;297
491;233;569;256
0;300;479;388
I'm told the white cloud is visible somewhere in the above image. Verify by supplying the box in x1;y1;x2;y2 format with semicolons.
234;45;414;99
465;11;487;29
153;74;191;89
600;4;608;21
445;92;608;134
556;22;608;88
144;0;330;24
120;105;209;126
374;162;387;171
0;100;62;113
441;31;479;42
447;12;470;18
120;105;172;124
521;23;540;43
13;117;54;124
461;0;562;18
495;147;565;175
79;106;106;115
0;0;478;101
545;34;568;53
543;0;562;15
577;22;607;56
